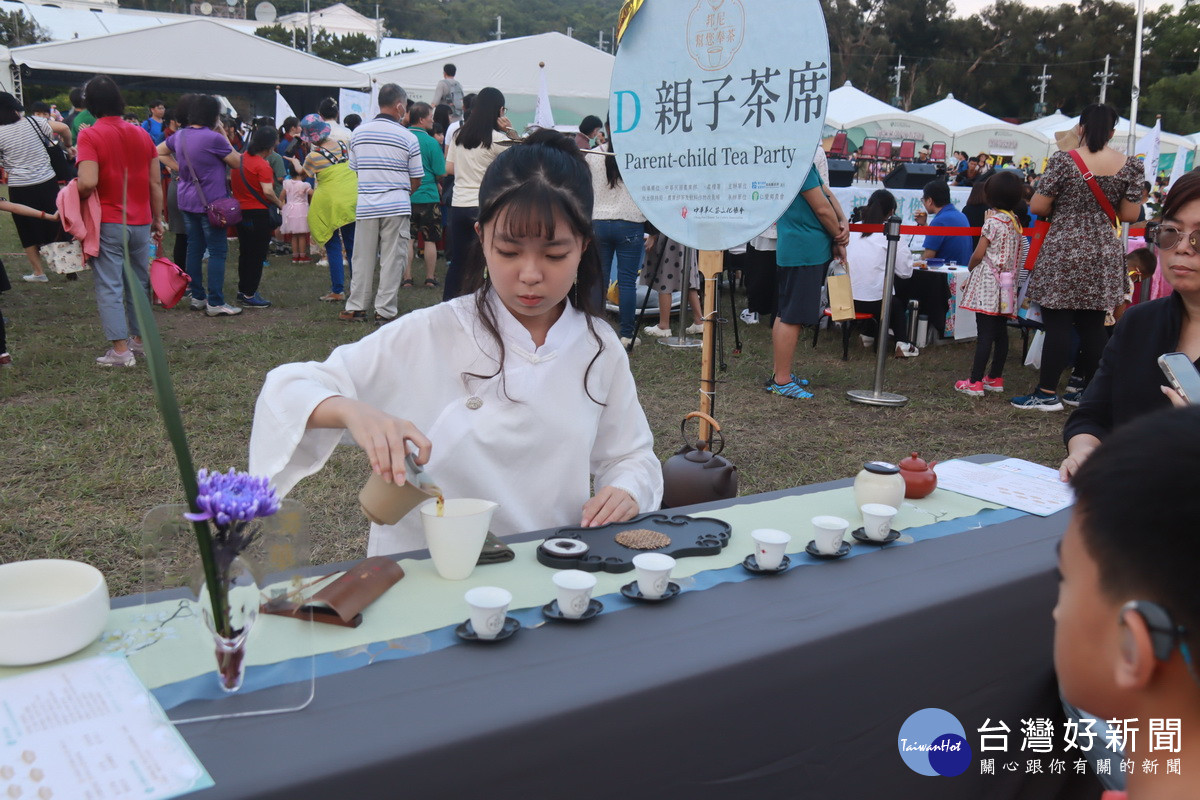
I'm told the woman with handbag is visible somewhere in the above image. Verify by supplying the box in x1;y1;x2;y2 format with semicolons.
1011;104;1144;411
74;75;163;367
232;126;283;309
0;92;73;282
157;94;243;317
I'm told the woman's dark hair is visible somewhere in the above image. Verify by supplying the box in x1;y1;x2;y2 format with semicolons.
602;118;621;189
433;103;452;132
1162;170;1200;222
460;128;605;404
579;115;602;137
985;170;1024;212
318;97;338;120
859;189;897;235
278;116;298;138
965;175;990;207
344;114;361;130
1079;103;1118;153
83;75;125;118
189;95;221;129
247;125;278;156
456;87;504;150
172;94;196;127
0;92;21;125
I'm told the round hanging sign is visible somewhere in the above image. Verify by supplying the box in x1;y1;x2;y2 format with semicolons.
609;0;831;251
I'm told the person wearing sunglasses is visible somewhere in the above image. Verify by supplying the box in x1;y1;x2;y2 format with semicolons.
1054;405;1200;800
1059;171;1200;481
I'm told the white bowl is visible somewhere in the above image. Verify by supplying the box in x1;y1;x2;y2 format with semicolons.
0;560;110;666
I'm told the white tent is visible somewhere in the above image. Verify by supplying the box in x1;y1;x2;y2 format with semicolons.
839;112;955;151
951;124;1052;164
1019;111;1073;138
0;0;262;41
352;32;612;128
1021;111;1192;156
825;81;900;130
9;18;368;88
911;93;1007;131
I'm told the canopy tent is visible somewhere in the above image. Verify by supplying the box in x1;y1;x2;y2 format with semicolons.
1019;111;1073;138
824;80;900;131
837;112;955;154
1021;111;1193;156
10;19;367;89
951;124;1052;165
910;93;1008;131
352;32;613;129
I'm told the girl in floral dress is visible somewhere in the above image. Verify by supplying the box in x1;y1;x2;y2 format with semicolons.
955;171;1026;397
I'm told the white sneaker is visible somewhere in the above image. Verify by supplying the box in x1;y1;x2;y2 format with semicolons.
22;273;48;283
206;303;243;317
739;309;759;324
619;336;640;348
894;342;920;358
860;334;876;348
189;297;206;311
317;259;329;268
685;323;705;335
643;325;672;338
96;348;136;367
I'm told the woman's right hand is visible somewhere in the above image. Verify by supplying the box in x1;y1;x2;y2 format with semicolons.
311;397;432;485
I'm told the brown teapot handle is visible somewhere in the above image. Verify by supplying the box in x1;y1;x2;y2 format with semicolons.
681;411;725;455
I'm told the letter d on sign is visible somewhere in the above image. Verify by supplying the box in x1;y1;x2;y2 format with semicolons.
614;91;641;133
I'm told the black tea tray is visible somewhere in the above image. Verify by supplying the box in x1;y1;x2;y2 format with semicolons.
536;512;731;573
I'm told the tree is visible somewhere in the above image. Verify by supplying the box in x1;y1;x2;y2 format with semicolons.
255;23;294;47
1141;70;1200;132
0;9;49;47
312;31;378;64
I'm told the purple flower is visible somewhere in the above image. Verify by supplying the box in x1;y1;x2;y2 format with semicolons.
185;468;281;529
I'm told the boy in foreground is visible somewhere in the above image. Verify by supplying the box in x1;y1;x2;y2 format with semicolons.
1055;405;1200;799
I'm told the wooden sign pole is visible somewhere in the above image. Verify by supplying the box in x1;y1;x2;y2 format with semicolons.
696;249;724;445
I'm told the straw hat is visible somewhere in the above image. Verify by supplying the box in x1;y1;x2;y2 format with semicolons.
1055;125;1083;152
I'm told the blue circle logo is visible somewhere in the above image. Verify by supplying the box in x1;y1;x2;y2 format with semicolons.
898;708;972;776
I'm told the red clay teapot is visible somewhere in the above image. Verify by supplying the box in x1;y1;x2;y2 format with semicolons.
899;452;938;499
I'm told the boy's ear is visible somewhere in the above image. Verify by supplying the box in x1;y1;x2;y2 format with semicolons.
1115;606;1159;690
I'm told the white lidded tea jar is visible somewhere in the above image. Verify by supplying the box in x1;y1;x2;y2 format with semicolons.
853;461;905;511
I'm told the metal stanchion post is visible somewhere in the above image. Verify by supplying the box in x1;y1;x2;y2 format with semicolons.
661;251;702;349
847;215;909;407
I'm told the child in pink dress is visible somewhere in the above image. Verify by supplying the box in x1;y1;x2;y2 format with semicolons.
281;164;313;263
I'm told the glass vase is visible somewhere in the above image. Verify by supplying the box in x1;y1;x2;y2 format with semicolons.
198;555;259;693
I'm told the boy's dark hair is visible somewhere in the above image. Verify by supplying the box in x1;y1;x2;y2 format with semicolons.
318;97;338;120
30;101;50;114
461;128;606;404
1071;405;1200;656
69;87;85;108
922;180;951;208
1126;247;1156;278
150;99;165;110
344;113;361;130
83;75;125;119
579;115;602;136
444;63;456;77
985;170;1024;212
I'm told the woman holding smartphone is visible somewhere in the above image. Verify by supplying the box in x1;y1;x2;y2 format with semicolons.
1059;171;1200;480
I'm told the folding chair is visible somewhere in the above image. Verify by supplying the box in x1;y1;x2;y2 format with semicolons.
929;141;947;163
898;139;917;163
828;130;849;158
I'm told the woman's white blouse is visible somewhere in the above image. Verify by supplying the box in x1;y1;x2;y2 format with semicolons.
846;233;915;302
250;293;663;556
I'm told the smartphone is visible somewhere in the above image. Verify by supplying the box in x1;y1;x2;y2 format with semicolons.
1157;352;1200;405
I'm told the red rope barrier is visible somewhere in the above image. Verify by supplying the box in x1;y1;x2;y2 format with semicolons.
848;223;1149;236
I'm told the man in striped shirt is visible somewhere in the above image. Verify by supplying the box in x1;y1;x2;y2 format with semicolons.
340;83;424;324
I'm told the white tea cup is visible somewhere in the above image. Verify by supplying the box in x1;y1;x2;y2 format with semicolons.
811;515;849;555
860;503;897;542
750;528;791;570
552;570;597;619
632;552;675;599
464;586;511;640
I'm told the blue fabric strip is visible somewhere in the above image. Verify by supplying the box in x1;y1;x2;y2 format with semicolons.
153;506;1027;710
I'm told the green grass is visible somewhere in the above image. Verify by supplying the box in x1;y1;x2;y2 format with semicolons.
0;217;1067;594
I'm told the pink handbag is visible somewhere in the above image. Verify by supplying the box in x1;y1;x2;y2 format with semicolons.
150;256;190;308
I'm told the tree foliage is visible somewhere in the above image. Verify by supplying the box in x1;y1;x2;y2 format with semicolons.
0;9;49;47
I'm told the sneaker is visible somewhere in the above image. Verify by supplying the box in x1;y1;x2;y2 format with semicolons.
237;292;272;308
318;292;345;302
619;336;640;348
96;348;136;367
1010;390;1063;411
765;378;813;399
739;308;759;325
981;377;1005;393
894;342;920;358
954;379;985;397
643;324;672;338
339;309;368;322
128;338;144;357
764;373;810;388
206;303;243;317
1062;390;1083;407
860;334;876;348
22;273;48;283
317;258;329;268
1066;372;1086;393
685;322;705;335
374;312;396;325
0;352;11;367
189;297;206;311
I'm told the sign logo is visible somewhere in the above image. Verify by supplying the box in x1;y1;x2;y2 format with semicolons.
685;0;746;71
898;708;973;777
